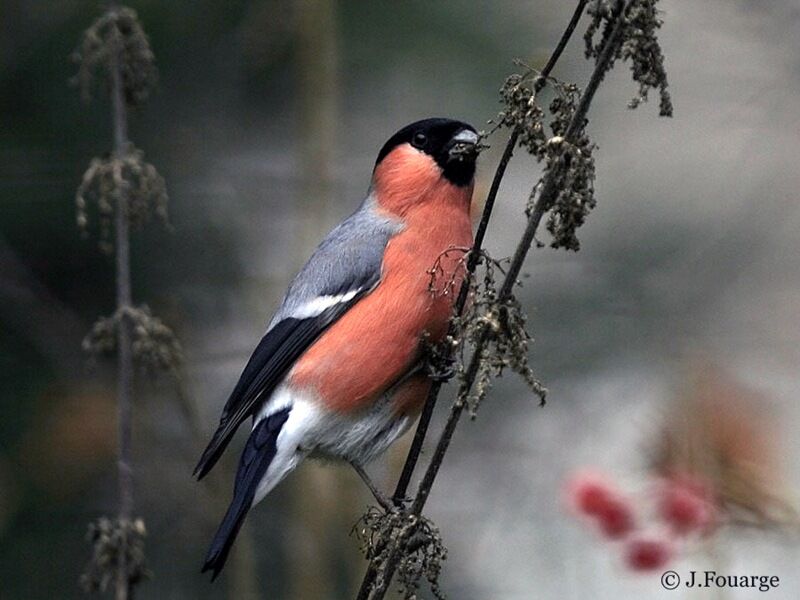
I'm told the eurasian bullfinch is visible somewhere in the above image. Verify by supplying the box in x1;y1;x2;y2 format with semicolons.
196;118;479;578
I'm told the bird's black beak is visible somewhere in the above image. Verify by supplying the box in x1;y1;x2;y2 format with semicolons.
447;129;480;162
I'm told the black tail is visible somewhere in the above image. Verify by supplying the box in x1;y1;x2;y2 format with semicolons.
201;408;290;580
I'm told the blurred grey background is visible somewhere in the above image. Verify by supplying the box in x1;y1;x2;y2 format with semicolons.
1;1;798;598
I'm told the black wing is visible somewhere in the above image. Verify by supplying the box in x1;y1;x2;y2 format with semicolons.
193;294;367;480
193;201;400;480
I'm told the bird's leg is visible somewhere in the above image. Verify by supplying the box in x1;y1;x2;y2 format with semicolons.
350;461;394;512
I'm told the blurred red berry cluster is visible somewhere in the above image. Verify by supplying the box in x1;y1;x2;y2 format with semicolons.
563;364;797;576
565;469;717;572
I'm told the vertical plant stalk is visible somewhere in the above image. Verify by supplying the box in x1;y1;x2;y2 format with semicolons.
77;4;170;597
357;1;639;598
108;10;135;600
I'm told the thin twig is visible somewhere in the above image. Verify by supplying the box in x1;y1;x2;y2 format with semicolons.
537;0;589;90
358;1;636;597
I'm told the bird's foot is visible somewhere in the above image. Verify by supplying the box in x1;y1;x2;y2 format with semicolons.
427;363;455;383
424;351;457;383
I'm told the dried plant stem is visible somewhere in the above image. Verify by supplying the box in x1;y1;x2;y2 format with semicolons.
77;3;170;595
538;0;590;88
391;0;589;508
108;6;135;599
356;1;638;597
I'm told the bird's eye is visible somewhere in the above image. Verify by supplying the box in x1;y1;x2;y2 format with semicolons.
411;132;427;148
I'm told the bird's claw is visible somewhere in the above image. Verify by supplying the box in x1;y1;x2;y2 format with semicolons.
426;359;456;383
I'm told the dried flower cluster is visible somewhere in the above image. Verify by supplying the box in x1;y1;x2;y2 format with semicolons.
498;72;597;251
539;137;596;251
497;73;547;158
74;7;157;107
456;252;546;416
80;517;149;593
354;508;447;600
585;0;673;116
83;305;182;374
76;147;168;253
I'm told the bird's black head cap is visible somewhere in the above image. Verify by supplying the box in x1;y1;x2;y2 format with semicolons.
375;118;479;187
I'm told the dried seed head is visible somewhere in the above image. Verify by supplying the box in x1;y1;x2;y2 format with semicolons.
73;7;157;107
352;509;447;600
456;251;546;416
83;305;182;374
76;146;169;253
80;516;149;593
585;0;673;117
496;67;598;251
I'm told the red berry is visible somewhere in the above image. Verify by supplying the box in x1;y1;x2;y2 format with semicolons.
660;479;715;534
596;497;635;539
624;537;673;572
567;471;617;516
